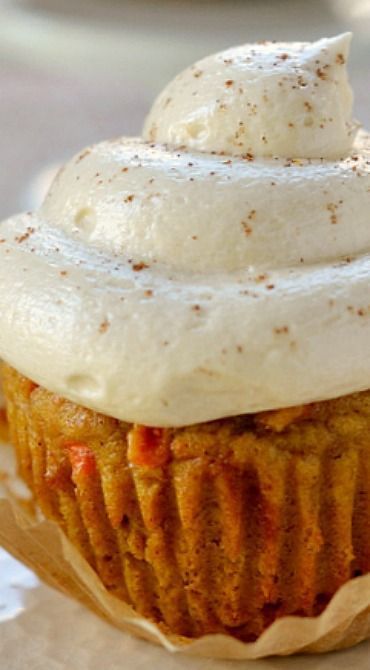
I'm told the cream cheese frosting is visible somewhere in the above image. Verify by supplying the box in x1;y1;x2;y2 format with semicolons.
1;33;370;427
144;33;356;160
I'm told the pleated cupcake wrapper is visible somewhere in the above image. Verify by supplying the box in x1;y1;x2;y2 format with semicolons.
1;441;370;660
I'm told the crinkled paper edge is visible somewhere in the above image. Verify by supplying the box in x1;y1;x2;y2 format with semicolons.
0;466;370;659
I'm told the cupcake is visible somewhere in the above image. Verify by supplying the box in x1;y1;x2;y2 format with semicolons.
0;33;370;644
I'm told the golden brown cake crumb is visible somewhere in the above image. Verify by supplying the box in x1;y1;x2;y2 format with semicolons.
2;363;370;641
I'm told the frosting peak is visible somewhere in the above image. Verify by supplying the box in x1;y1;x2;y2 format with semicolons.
144;33;356;160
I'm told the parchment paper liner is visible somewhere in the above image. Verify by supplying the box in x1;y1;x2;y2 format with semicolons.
1;450;370;660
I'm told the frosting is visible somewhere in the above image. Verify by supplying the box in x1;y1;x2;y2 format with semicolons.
1;34;370;427
144;33;356;160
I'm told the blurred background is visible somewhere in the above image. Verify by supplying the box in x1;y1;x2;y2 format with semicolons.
0;0;370;220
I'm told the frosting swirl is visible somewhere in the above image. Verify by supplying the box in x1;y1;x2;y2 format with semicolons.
144;33;356;159
1;34;370;427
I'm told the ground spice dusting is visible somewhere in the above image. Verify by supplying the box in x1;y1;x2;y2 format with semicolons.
241;222;252;236
274;326;289;334
256;273;268;283
316;67;329;80
76;149;91;163
326;202;340;224
132;262;149;272
99;319;110;334
15;227;35;244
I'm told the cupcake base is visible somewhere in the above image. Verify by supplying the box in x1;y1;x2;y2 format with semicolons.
2;363;370;641
0;408;8;442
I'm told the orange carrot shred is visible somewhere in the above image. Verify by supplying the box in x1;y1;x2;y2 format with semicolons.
128;426;170;467
66;442;97;477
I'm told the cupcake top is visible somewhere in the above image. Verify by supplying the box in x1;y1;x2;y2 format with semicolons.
1;33;370;427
